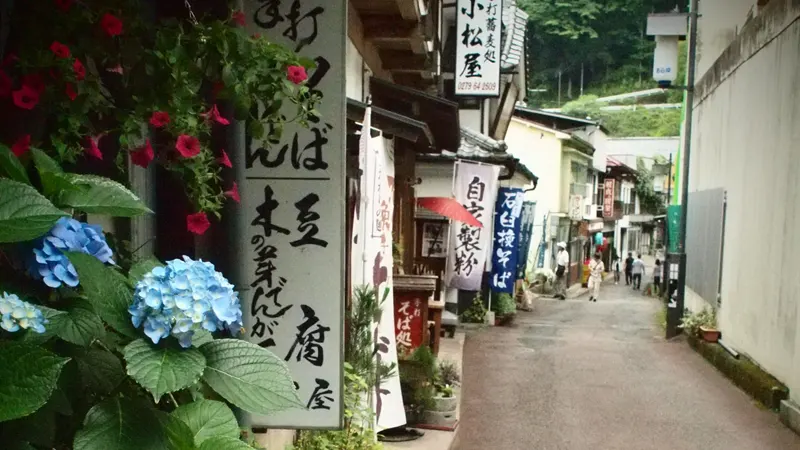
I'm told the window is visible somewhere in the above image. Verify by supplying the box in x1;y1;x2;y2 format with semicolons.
419;221;448;258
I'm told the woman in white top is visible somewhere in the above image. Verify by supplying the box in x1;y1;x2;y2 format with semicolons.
588;252;605;302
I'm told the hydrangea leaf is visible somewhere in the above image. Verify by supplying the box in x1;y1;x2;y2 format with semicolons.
56;174;152;217
57;300;106;347
200;339;303;415
198;436;255;450
76;349;125;395
0;144;30;184
0;179;68;243
128;258;163;285
192;330;214;348
0;342;70;422
123;339;207;402
73;398;194;450
68;252;138;338
171;399;240;446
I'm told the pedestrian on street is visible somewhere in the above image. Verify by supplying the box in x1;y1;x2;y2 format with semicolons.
554;242;569;300
624;252;634;285
613;256;621;284
588;252;605;302
653;259;662;296
632;254;645;290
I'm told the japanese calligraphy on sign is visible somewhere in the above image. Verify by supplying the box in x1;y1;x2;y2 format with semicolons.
516;201;536;279
446;162;501;290
490;188;523;293
240;0;345;429
394;299;423;353
455;0;503;96
603;179;615;218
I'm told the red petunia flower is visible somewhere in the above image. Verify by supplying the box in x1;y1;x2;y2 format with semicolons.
200;104;230;126
22;74;45;94
73;59;86;81
287;65;308;85
12;85;40;110
175;135;201;158
100;13;123;37
231;10;246;27
224;182;241;203
11;135;30;157
50;41;71;59
65;83;77;101
130;140;154;168
217;149;233;168
55;0;73;12
149;111;170;128
0;70;12;97
85;135;103;160
187;212;211;235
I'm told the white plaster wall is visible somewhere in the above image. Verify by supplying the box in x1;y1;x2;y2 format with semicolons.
459;109;482;132
688;5;800;400
505;118;564;271
696;0;757;77
345;37;364;101
415;162;454;198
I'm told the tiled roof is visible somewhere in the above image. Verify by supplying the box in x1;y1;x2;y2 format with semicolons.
501;0;529;70
445;127;508;158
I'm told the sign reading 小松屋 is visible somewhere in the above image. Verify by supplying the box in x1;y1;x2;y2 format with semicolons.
490;188;524;293
241;0;345;429
455;0;503;97
446;162;501;291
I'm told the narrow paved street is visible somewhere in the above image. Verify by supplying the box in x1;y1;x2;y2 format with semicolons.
453;283;800;450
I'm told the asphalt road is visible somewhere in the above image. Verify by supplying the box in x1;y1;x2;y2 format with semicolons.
453;283;800;450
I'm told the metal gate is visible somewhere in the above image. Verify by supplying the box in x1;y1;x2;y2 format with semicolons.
685;188;726;307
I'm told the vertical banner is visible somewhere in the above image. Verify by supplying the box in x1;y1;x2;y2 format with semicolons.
455;0;503;96
491;188;524;292
516;201;536;279
241;1;345;428
569;195;583;221
446;162;501;290
603;179;615;218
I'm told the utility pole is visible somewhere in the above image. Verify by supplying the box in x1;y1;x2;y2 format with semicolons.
666;0;699;339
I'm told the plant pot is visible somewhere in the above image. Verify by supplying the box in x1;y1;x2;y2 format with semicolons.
494;314;515;326
699;326;720;343
430;394;457;412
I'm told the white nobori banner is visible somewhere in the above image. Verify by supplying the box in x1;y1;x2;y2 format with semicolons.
446;162;501;291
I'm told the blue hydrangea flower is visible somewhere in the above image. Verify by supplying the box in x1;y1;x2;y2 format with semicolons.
28;217;115;288
129;256;243;348
0;292;47;334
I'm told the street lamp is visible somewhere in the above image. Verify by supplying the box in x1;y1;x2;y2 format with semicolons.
648;3;699;339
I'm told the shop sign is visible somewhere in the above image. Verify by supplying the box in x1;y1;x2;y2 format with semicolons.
241;0;345;429
455;0;503;96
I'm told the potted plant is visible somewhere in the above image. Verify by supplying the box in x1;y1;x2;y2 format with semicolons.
423;360;460;428
459;293;487;324
679;307;719;342
491;293;517;326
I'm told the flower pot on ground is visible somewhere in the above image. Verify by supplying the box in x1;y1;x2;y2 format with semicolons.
700;325;721;343
422;360;460;428
491;293;517;327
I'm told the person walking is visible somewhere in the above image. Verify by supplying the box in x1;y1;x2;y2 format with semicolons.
613;256;621;285
631;254;645;290
653;259;662;296
588;252;605;302
554;242;569;300
624;252;634;285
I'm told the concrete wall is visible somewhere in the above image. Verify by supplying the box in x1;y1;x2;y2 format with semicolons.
696;0;758;77
505;118;565;269
687;0;800;401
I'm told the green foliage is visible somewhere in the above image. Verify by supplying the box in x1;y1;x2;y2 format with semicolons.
634;158;667;215
560;95;681;137
521;0;685;107
491;294;517;316
0;342;69;422
398;346;437;423
459;293;488;324
679;308;717;336
171;400;241;447
293;365;383;450
0;179;68;243
123;339;207;402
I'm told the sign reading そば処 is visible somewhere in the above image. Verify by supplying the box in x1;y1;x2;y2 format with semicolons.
455;0;503;97
241;0;345;429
